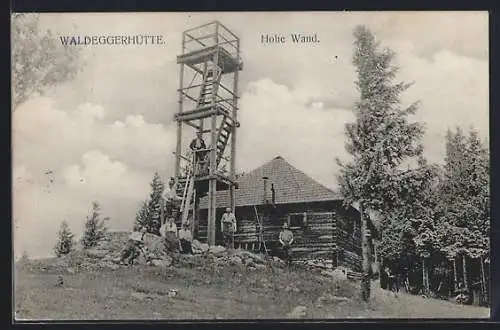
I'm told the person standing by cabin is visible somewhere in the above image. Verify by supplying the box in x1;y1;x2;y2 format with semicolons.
221;207;237;249
279;222;294;267
189;131;208;176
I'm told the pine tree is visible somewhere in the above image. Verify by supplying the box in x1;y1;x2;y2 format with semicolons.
149;172;165;231
133;173;165;234
337;25;429;301
429;126;489;303
54;220;75;257
81;202;108;249
437;127;489;260
134;200;150;231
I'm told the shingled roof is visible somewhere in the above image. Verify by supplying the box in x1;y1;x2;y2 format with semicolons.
199;156;341;209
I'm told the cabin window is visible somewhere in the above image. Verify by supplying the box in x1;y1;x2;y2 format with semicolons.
288;213;307;228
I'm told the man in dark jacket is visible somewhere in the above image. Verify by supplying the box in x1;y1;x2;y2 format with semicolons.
189;132;208;175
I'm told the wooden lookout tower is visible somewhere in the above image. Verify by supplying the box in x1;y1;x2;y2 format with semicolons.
173;21;243;246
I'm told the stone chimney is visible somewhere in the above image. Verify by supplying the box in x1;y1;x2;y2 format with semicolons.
262;176;269;204
271;183;276;205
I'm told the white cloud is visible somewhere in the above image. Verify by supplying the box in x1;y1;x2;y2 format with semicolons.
13;150;154;259
395;49;489;163
61;150;150;200
12;97;176;258
77;102;106;121
13;97;176;175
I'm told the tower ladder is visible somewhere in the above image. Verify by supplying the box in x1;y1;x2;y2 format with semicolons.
197;61;222;109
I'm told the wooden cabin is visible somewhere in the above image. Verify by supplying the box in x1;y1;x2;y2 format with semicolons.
197;156;362;271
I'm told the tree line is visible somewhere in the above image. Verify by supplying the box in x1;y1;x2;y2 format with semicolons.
338;25;490;304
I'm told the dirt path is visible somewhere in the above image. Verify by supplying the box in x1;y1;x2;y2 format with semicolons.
316;286;490;319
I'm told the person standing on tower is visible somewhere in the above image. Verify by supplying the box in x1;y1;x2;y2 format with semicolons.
189;131;208;176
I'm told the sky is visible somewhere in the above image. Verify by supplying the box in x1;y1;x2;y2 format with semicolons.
12;11;489;258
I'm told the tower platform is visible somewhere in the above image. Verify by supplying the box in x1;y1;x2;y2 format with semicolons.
177;172;238;197
177;45;242;74
173;103;233;122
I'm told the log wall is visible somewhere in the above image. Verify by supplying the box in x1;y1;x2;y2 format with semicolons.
195;201;362;269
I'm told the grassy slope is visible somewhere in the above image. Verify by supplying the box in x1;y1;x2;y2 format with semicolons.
14;255;489;320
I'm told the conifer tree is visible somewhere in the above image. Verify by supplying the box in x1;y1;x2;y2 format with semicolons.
81;202;108;249
54;220;75;257
133;173;165;234
437;127;489;266
134;200;150;231
337;25;431;301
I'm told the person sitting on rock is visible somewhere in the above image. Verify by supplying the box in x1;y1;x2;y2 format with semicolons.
119;227;147;265
160;217;179;253
178;222;193;254
221;207;237;249
278;222;294;267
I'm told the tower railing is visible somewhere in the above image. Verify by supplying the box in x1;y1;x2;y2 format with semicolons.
182;21;240;60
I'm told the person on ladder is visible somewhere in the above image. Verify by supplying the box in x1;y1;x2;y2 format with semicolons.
221;207;237;249
189;131;208;176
